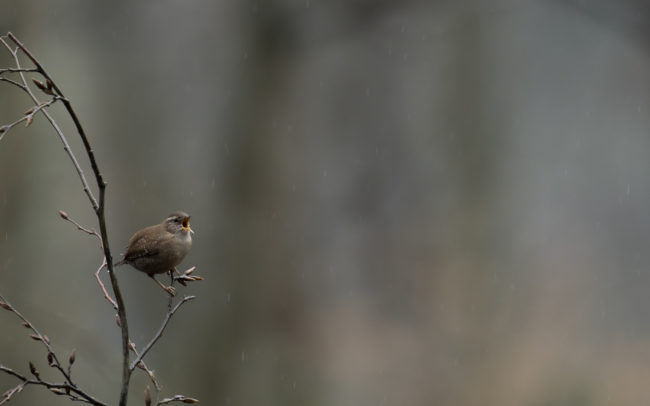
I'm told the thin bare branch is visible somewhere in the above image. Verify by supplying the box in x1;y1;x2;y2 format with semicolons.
6;32;132;406
0;97;60;142
157;394;200;405
0;365;106;405
0;76;27;91
0;299;108;406
57;211;120;312
0;34;99;210
0;294;60;361
1;33;200;406
58;210;103;243
94;258;118;310
129;296;196;372
129;342;161;391
0;294;66;376
0;365;26;381
0;67;38;74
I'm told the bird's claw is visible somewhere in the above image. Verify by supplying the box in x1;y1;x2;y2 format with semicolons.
173;266;202;286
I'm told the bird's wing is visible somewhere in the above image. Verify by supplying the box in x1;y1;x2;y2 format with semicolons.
123;226;174;262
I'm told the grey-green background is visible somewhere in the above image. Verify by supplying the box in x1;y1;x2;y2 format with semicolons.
1;1;650;405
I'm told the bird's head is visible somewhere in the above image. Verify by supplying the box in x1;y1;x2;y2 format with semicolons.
164;211;193;235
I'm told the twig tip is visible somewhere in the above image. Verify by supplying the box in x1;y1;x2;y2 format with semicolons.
144;386;152;406
69;348;76;365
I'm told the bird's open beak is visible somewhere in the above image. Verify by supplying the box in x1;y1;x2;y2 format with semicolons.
182;217;194;234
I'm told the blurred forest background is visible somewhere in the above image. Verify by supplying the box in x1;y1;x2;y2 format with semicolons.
1;0;650;405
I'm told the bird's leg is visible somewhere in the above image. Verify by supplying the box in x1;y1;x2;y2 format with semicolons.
172;267;182;276
167;270;175;310
150;275;176;296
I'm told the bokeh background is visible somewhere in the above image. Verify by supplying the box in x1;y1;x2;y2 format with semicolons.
1;0;650;405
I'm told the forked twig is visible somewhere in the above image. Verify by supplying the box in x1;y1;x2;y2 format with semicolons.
0;296;107;405
57;210;119;310
129;296;196;372
0;35;98;210
95;258;118;310
0;365;94;405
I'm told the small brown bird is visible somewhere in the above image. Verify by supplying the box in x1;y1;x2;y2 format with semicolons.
116;211;193;296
